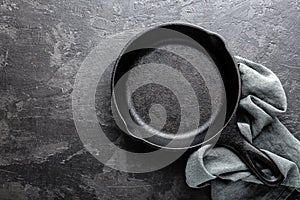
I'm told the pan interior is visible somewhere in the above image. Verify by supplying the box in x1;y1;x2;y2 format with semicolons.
113;34;228;148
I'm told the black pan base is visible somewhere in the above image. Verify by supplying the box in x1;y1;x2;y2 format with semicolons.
111;23;240;149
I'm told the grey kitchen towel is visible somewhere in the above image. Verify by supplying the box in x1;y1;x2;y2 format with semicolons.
185;56;300;200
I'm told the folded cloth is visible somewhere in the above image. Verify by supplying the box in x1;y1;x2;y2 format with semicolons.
185;56;300;200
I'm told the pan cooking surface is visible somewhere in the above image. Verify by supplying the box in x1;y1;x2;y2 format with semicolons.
122;41;227;139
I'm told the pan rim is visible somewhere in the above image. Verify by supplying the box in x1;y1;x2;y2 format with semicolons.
111;22;241;150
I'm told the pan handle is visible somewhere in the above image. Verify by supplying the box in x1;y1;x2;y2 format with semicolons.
221;135;284;187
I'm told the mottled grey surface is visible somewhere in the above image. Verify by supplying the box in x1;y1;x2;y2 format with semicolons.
0;0;299;199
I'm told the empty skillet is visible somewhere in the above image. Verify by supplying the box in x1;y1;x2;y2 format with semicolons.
111;23;284;186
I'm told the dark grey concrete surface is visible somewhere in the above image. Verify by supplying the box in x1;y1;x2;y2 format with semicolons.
0;0;299;199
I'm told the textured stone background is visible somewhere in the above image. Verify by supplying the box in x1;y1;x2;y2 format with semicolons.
0;0;299;199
